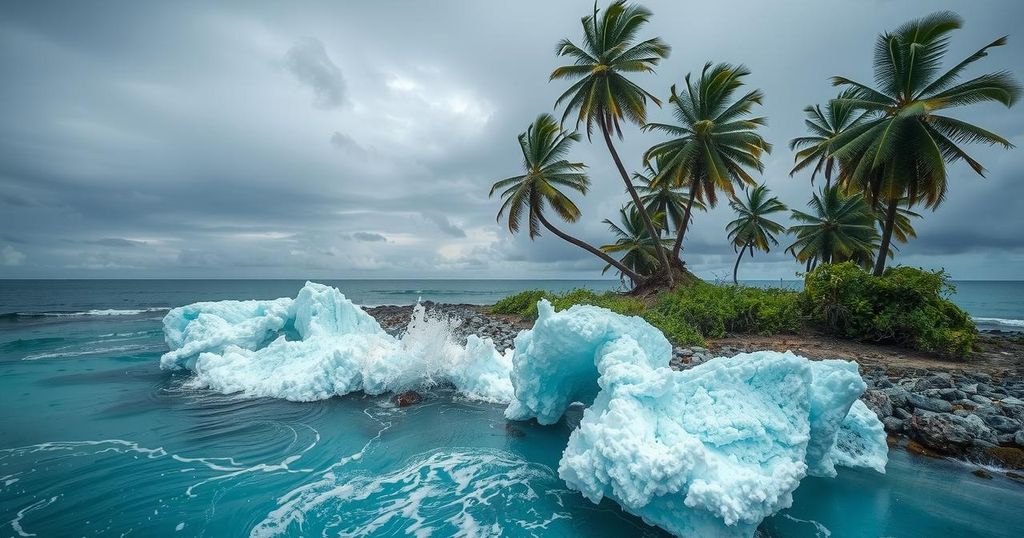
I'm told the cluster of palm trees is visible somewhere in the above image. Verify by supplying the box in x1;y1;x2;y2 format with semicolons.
491;3;1018;290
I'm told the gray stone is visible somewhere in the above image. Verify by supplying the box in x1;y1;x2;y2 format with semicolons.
907;392;953;413
911;411;973;451
983;414;1021;433
1000;396;1024;407
861;390;893;418
883;386;910;409
894;407;913;420
914;373;954;391
1015;430;1024;447
882;417;906;433
962;383;979;395
939;388;965;401
970;394;992;406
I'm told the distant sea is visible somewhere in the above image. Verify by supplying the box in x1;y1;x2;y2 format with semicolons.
1;279;1022;331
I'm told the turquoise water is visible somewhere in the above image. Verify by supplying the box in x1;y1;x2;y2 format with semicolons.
2;281;1024;537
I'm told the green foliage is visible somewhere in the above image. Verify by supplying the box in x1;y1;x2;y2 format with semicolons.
802;262;976;357
650;283;802;339
489;282;801;347
489;290;551;318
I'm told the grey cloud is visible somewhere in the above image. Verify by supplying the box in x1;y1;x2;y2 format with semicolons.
285;37;346;109
423;213;466;237
1;245;26;266
0;0;1021;279
89;238;146;247
351;232;387;242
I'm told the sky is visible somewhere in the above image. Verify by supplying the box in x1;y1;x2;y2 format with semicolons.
1;0;1022;280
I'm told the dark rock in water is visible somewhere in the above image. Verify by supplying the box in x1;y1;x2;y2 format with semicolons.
907;393;953;413
905;440;942;458
394;390;423;407
972;469;994;479
986;447;1024;469
882;417;906;433
1007;471;1024;484
505;423;525;438
911;411;973;451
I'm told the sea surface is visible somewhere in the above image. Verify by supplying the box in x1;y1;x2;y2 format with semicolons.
2;279;1024;537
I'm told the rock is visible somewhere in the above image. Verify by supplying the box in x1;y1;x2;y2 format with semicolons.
969;395;992;406
914;373;954;391
962;383;979;395
394;390;423;407
1007;471;1024;484
882;417;906;433
911;411;974;452
1015;430;1024;447
939;388;965;401
907;393;953;413
882;386;910;409
905;440;942;458
972;469;994;479
894;407;912;420
1001;396;1024;407
986;447;1024;469
983;414;1021;433
862;390;893;418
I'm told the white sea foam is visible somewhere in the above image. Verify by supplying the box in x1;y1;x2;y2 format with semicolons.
973;317;1024;329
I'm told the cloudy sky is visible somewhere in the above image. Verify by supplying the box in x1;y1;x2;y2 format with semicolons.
1;0;1021;280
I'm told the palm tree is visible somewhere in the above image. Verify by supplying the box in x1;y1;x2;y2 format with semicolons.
600;206;672;286
726;185;787;284
829;11;1020;275
787;187;879;271
789;89;870;188
644;62;772;265
490;114;642;283
551;1;675;284
633;159;706;238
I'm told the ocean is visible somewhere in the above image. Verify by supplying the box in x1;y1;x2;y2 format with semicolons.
2;279;1022;330
2;279;1023;537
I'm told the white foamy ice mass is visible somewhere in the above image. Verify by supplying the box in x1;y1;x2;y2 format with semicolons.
507;300;887;537
161;283;887;537
160;282;514;403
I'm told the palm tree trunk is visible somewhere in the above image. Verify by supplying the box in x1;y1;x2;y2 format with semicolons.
873;200;898;276
732;241;750;285
598;115;675;287
672;184;697;260
535;210;643;284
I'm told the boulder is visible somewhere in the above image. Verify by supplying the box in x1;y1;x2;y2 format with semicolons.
394;390;423;407
983;414;1021;433
907;393;953;413
862;390;893;418
910;411;973;452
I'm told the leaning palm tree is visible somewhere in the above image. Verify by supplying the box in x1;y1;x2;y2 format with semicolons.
787;186;879;271
829;11;1020;275
600;206;672;286
633;159;706;238
551;1;675;284
490;114;642;283
789;89;870;188
726;185;787;284
644;62;772;264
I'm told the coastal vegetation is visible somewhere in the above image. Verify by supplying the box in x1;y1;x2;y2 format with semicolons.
489;2;1018;357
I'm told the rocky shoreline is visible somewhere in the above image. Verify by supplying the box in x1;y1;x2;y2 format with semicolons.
364;302;1024;480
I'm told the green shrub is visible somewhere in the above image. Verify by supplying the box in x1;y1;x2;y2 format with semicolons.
489;290;551;317
648;282;802;339
801;262;976;357
489;283;800;346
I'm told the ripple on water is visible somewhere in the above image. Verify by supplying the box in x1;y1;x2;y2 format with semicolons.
251;447;574;538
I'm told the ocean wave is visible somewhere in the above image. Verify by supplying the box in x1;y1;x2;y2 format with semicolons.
973;317;1024;329
0;307;169;320
22;344;160;361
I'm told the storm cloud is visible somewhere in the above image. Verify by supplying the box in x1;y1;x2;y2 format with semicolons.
0;0;1022;279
